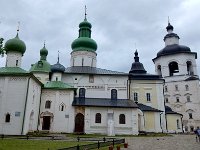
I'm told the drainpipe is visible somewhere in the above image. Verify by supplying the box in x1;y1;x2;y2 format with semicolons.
21;76;31;135
160;112;163;133
181;115;184;133
37;86;43;131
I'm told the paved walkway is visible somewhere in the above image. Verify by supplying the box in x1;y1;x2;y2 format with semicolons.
123;134;200;150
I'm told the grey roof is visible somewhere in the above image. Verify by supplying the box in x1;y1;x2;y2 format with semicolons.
72;97;138;108
165;106;182;115
51;62;65;73
129;73;163;80
185;76;199;81
153;44;197;61
137;103;163;112
65;66;128;75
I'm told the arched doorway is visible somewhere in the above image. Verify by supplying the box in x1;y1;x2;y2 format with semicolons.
75;113;84;133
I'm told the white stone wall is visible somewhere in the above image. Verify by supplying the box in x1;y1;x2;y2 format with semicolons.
0;76;28;135
164;79;200;131
84;107;138;135
62;74;128;99
32;72;49;84
39;89;75;133
70;51;97;67
6;52;22;67
22;78;41;135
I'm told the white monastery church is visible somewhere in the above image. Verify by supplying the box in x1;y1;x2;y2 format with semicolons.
0;15;200;135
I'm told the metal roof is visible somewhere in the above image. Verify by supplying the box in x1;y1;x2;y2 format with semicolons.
137;103;163;112
72;97;138;108
65;66;128;75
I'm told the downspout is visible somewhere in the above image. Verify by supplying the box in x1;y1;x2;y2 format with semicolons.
181;115;184;133
21;76;31;135
37;86;43;131
160;112;163;133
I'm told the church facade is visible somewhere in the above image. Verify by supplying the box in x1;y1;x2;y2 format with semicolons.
0;16;198;135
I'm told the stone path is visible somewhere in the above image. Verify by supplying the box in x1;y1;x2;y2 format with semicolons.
123;134;200;150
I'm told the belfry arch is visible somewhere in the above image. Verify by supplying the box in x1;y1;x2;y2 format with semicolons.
186;61;194;75
169;61;179;76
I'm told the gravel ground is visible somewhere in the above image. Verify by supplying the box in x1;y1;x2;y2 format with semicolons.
123;134;200;150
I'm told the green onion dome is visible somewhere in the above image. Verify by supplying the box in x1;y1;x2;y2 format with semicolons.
29;45;50;73
5;33;26;55
71;18;97;52
40;45;48;57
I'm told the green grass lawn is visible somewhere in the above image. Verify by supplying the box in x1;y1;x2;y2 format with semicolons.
0;139;91;150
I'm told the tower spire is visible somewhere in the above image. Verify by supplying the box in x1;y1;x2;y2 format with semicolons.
17;21;20;33
57;50;60;63
84;5;87;20
166;17;173;33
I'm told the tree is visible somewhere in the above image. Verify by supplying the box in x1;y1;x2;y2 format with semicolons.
0;37;5;57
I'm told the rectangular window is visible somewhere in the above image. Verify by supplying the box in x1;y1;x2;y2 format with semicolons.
185;85;189;91
16;60;18;66
89;75;94;83
133;92;138;102
187;96;191;102
176;97;179;102
146;93;151;102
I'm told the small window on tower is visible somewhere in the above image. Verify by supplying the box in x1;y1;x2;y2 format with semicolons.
175;85;179;91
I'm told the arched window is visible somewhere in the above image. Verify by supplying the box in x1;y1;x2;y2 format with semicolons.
111;89;117;100
79;88;86;98
169;61;179;76
95;113;101;123
186;61;193;75
157;65;162;76
59;103;66;111
119;114;126;124
5;113;10;123
45;100;51;109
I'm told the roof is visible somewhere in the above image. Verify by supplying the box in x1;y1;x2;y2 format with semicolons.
43;81;75;90
129;73;163;80
72;97;138;108
153;44;197;61
0;67;28;75
137;103;163;112
185;76;199;81
30;60;51;73
65;66;128;75
165;106;182;115
51;62;65;73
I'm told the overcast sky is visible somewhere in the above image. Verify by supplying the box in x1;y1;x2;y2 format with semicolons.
0;0;200;74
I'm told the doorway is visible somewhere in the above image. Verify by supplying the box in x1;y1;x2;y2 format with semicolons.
75;113;84;133
42;116;51;130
